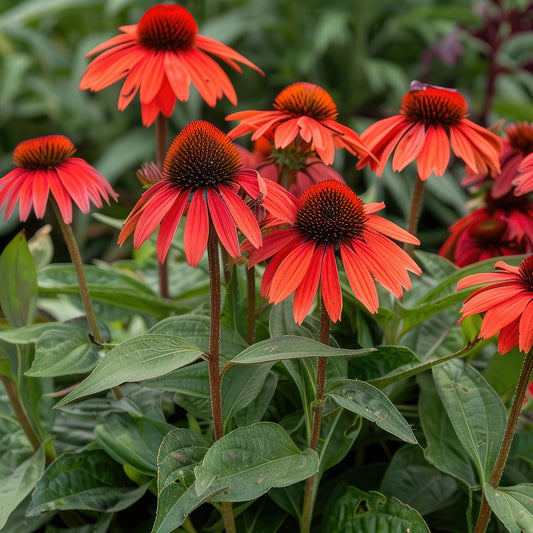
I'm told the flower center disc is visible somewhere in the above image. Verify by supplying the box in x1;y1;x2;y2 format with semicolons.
137;4;197;52
467;218;507;243
163;120;242;190
519;255;533;287
273;82;338;121
296;180;367;243
506;123;533;154
401;86;467;127
13;135;76;169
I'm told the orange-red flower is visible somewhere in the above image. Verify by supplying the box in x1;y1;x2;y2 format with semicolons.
247;180;421;324
118;120;295;266
79;4;263;126
226;82;372;165
458;256;533;354
236;137;345;197
0;135;117;223
357;82;502;180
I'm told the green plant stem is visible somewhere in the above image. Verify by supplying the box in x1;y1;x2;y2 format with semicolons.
246;265;256;344
300;301;331;533
206;221;236;533
473;351;533;533
156;112;169;299
51;201;122;401
405;173;424;256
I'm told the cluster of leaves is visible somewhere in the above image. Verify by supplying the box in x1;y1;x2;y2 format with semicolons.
1;0;533;533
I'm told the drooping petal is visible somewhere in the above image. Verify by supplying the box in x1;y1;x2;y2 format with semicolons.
248;228;301;267
156;189;189;263
391;123;426;173
184;189;209;267
293;245;324;324
416;125;450;179
207;188;240;257
519;299;533;353
320;244;342;322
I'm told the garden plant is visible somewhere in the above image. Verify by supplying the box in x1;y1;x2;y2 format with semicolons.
1;1;533;532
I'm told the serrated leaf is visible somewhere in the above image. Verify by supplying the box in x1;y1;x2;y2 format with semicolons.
225;336;373;368
0;447;45;528
194;422;319;502
55;334;203;407
433;360;507;484
327;379;417;443
484;483;533;533
26;449;147;515
0;232;37;328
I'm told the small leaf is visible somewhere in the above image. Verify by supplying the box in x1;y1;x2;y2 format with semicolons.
225;336;373;368
433;359;507;483
324;486;431;533
194;422;319;502
55;334;203;407
0;447;45;528
484;483;533;533
327;379;417;443
26;449;147;515
0;232;37;328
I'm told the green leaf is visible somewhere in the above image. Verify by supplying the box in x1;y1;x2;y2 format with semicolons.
324;486;430;533
433;360;507;483
95;412;174;475
326;379;417;444
26;449;147;515
148;314;247;357
350;345;420;381
55;334;203;407
0;447;45;529
225;336;373;368
0;323;73;344
234;371;278;427
484;483;533;533
194;422;319;502
380;445;460;516
0;232;37;328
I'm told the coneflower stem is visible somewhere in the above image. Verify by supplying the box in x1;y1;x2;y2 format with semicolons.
51;201;122;401
206;221;236;533
300;300;331;533
405;173;424;256
156;113;169;299
246;265;256;344
473;351;533;533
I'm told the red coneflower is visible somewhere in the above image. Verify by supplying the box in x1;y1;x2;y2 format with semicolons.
0;135;117;223
79;4;263;126
357;81;502;180
458;256;533;354
247;179;421;324
226;82;372;165
118;120;294;266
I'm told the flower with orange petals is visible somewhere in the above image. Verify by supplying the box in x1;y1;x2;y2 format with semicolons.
0;135;117;224
247;180;421;324
118;120;295;266
79;4;263;127
357;81;502;180
458;256;533;354
226;82;372;166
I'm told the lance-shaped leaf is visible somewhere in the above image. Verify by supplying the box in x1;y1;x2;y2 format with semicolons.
224;335;373;370
55;334;203;407
194;422;319;502
484;483;533;533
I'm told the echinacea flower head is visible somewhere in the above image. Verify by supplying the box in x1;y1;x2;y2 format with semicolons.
248;179;421;324
0;135;118;224
226;82;372;165
118;120;295;266
458;255;533;354
79;4;263;127
357;81;502;180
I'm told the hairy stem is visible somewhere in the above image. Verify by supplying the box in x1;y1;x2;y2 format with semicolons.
473;351;533;533
300;301;331;533
156;113;169;299
51;201;122;400
206;222;236;533
405;174;424;256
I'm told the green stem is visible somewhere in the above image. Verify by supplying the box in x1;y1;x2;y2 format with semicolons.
206;221;236;533
405;173;424;256
473;351;533;533
156;112;169;299
51;201;122;401
300;300;331;533
246;265;256;345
